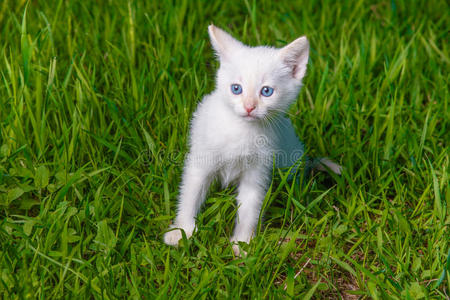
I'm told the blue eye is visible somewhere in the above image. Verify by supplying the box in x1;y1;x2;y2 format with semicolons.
231;84;242;95
261;86;274;97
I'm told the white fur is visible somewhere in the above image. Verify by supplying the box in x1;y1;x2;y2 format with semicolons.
164;25;339;254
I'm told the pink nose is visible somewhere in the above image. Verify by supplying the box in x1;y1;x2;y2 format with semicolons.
245;105;256;114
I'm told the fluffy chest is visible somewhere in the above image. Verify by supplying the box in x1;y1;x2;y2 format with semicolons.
204;119;274;158
206;122;275;185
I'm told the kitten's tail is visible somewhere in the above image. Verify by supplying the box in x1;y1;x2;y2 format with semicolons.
306;157;342;175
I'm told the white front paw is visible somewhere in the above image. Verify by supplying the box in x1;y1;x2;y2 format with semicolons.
163;226;193;246
230;236;250;257
232;244;248;257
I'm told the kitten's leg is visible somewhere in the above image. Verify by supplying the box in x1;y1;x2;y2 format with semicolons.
164;162;212;246
231;167;268;255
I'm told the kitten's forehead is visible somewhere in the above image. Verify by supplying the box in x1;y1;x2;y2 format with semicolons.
226;46;283;81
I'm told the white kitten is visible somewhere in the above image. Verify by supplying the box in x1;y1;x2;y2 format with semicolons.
164;25;341;254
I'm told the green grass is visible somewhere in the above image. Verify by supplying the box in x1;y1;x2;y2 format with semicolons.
0;0;448;298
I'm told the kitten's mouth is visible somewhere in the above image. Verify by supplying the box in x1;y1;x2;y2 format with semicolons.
243;115;258;121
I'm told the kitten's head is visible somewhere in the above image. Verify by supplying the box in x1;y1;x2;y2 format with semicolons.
208;25;309;122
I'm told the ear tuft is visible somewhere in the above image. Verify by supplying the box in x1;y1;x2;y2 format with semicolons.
208;24;244;60
279;36;310;80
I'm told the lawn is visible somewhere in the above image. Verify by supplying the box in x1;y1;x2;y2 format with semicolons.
0;0;448;298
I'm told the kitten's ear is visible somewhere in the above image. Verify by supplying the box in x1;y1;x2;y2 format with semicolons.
279;36;310;80
208;25;243;60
